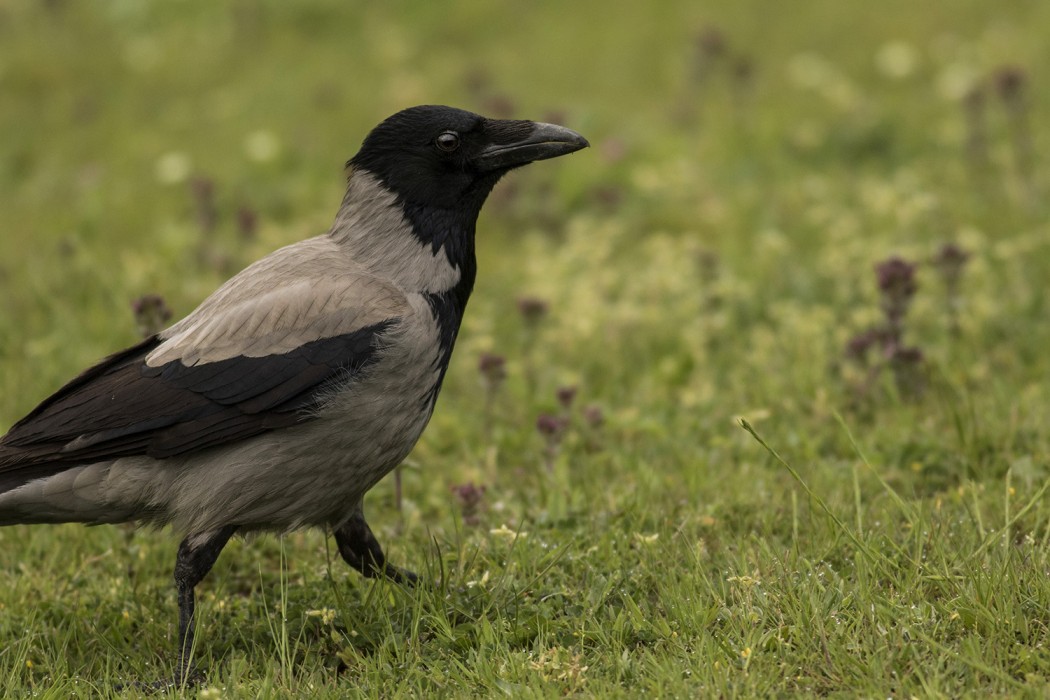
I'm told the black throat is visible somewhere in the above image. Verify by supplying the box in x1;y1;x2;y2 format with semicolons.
353;161;505;403
399;196;486;403
389;171;503;336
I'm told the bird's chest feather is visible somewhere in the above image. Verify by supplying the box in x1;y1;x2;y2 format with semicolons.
310;294;455;473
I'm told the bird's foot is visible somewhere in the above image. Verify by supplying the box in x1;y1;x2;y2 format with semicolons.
383;563;419;586
335;511;420;585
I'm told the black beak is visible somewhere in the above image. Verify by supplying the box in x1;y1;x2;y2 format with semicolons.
475;121;589;172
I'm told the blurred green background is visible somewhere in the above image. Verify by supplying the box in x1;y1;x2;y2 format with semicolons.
1;0;1049;696
3;0;1048;423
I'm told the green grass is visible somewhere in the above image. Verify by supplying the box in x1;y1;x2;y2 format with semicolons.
2;0;1050;696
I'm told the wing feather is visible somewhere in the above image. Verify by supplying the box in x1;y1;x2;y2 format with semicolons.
0;241;410;489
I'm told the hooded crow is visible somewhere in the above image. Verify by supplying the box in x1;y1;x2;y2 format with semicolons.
0;105;588;682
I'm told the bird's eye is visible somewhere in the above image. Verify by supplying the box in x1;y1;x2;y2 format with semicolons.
435;131;460;152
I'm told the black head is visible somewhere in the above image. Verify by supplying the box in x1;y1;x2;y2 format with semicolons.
348;105;588;210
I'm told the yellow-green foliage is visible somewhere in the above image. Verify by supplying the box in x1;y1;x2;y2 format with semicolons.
1;1;1049;696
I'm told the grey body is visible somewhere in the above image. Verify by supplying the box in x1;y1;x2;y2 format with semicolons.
0;173;449;533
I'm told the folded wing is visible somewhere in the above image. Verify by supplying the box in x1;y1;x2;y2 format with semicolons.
0;268;409;491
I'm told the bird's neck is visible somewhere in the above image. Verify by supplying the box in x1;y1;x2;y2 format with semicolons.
329;170;478;310
330;169;481;403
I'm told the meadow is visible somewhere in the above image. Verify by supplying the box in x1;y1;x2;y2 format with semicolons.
1;0;1049;696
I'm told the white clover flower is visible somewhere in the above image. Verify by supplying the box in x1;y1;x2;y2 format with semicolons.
489;523;526;539
244;129;281;162
875;41;919;79
305;607;337;625
937;63;979;100
155;151;191;185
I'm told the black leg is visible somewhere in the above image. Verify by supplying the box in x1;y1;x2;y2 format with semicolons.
172;525;237;685
334;510;417;584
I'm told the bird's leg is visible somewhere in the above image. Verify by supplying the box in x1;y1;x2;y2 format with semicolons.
171;525;237;686
334;510;417;584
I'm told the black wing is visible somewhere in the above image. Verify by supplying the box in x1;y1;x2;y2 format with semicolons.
0;322;392;491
